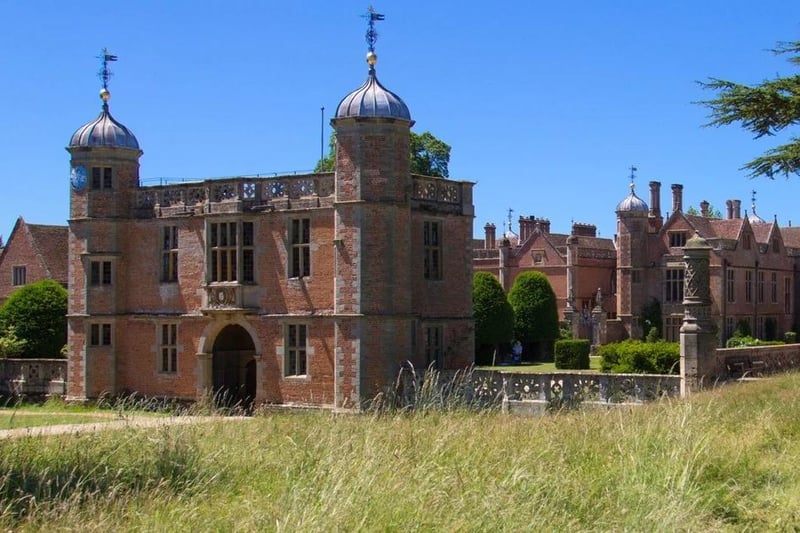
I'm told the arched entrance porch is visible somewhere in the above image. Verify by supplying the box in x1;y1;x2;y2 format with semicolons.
211;324;257;408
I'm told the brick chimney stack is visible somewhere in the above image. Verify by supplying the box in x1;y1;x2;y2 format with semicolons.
671;184;684;213
649;181;661;218
484;223;496;249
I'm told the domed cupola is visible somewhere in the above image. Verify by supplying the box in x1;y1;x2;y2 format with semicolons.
336;54;411;121
335;8;411;122
69;50;139;151
747;191;766;224
616;182;649;214
69;91;140;150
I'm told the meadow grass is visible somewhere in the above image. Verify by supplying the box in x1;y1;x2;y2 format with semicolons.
1;374;799;530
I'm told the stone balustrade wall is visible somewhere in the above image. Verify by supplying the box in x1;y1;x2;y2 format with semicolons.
0;358;67;398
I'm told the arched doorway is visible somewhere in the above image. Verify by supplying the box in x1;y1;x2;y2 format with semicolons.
212;324;257;408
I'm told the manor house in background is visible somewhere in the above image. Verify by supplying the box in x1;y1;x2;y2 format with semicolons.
476;180;800;346
0;217;68;306
65;36;475;407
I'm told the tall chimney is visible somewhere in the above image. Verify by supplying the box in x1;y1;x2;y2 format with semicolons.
671;184;683;213
518;217;530;242
649;181;661;218
484;223;496;249
733;199;741;219
700;200;709;217
726;200;733;219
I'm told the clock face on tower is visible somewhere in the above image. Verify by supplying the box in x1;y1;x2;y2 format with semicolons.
70;165;87;192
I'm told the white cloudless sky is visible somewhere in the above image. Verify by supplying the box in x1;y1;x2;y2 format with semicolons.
1;0;800;240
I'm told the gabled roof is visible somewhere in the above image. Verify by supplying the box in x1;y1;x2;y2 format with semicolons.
27;223;69;284
751;221;775;245
0;217;68;285
781;227;800;249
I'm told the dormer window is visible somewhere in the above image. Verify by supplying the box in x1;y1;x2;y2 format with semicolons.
743;234;752;250
669;232;687;248
773;239;780;253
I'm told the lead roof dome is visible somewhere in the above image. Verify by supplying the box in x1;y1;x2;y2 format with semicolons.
616;183;649;213
69;89;139;150
335;52;411;121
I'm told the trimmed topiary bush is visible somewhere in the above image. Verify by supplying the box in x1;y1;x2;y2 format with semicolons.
0;279;67;358
554;339;590;370
508;271;559;360
472;272;514;365
785;331;797;344
598;340;679;374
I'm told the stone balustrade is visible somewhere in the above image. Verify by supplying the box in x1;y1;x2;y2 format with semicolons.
426;369;681;414
718;343;800;377
0;358;67;398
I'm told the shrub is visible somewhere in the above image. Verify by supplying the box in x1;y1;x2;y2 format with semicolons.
472;272;514;365
726;336;784;348
645;327;660;343
508;271;559;359
785;331;797;344
554;339;590;370
0;326;26;357
0;280;67;358
733;319;752;338
598;340;679;374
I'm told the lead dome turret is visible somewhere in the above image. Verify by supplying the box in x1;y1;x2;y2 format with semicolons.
616;182;649;214
69;88;139;150
335;51;411;121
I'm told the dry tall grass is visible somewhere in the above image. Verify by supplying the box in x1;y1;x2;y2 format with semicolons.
1;374;799;531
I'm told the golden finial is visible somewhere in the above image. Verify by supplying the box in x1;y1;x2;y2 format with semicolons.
100;88;110;102
366;51;377;66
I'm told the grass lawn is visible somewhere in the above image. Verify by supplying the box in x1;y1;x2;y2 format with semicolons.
478;355;603;373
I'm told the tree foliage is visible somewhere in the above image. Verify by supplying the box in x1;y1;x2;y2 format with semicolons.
699;40;800;178
0;279;67;358
686;204;722;218
314;132;336;173
409;131;451;178
314;131;451;177
472;272;514;364
507;271;559;349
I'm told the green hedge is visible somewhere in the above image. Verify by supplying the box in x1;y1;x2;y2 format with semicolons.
725;336;784;348
597;340;679;375
554;339;590;370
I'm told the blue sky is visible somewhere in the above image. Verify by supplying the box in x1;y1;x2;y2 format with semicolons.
2;1;800;242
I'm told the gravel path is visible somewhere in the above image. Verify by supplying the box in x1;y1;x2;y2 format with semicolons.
0;415;249;440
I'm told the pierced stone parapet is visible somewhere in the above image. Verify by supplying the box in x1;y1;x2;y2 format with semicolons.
412;175;461;203
134;173;335;217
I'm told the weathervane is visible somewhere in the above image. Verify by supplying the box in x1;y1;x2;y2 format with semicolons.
507;208;514;233
363;5;385;54
97;48;118;91
751;189;758;213
629;165;638;188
